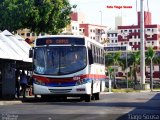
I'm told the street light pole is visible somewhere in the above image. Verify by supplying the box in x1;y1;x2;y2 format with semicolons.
140;0;146;87
99;11;102;27
99;11;102;42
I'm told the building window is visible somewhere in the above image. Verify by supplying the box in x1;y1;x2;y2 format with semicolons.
93;30;95;33
26;33;30;37
111;34;114;37
115;40;117;43
147;29;150;31
129;35;132;39
112;40;114;43
32;33;35;36
21;33;25;36
129;42;132;46
152;41;154;45
134;42;137;45
129;30;132;33
90;29;92;32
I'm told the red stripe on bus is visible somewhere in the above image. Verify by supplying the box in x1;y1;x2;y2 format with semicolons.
32;74;106;83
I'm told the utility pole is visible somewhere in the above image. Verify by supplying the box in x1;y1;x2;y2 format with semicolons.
126;49;128;89
140;0;146;88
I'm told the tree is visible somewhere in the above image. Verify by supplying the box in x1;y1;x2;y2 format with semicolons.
146;47;155;91
0;0;72;34
153;52;160;80
105;52;122;89
128;51;140;87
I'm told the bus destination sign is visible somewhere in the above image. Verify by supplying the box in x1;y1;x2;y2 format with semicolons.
36;37;85;46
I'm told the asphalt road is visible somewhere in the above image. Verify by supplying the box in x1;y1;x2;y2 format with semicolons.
0;92;160;120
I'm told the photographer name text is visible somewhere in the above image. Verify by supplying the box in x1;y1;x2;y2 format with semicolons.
107;5;132;9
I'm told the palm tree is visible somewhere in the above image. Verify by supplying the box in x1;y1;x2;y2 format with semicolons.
107;66;114;92
153;52;160;80
146;47;155;91
105;52;122;88
128;51;140;87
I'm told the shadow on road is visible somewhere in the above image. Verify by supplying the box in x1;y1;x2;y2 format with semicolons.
117;93;160;120
21;96;83;103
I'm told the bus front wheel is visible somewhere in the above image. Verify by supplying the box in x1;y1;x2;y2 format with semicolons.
94;92;100;100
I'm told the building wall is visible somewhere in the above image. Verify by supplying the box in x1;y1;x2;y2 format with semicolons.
137;11;152;26
106;30;119;46
70;12;86;23
16;29;38;43
63;21;80;35
118;25;160;51
80;24;107;43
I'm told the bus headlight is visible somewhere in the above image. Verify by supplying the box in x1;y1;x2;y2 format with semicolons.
34;78;46;86
76;78;88;86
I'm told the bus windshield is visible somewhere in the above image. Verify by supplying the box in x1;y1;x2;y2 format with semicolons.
33;46;87;75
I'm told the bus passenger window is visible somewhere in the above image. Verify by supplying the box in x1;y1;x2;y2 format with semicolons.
88;49;93;64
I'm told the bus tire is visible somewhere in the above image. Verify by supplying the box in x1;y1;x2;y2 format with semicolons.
94;92;100;100
41;95;48;101
85;94;91;102
61;96;67;101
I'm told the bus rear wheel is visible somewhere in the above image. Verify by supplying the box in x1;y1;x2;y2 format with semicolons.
85;94;91;102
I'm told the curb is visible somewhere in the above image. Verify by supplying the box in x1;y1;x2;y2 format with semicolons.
0;100;22;105
101;92;113;94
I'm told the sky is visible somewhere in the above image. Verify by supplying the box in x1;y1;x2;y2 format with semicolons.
69;0;160;29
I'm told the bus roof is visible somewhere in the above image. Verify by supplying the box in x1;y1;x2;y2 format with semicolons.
37;35;85;39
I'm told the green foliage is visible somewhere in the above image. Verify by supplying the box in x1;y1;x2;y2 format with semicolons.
105;52;122;67
145;47;155;65
0;0;72;34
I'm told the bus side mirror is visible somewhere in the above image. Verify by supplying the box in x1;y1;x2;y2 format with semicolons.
29;48;33;58
88;49;93;65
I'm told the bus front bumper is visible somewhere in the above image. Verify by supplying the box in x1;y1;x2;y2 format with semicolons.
33;83;92;95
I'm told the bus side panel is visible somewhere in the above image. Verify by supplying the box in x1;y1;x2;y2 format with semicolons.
89;64;106;93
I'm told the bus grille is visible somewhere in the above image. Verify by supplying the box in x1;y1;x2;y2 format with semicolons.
49;89;72;93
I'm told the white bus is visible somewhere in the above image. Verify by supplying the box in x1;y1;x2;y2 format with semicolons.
30;35;106;102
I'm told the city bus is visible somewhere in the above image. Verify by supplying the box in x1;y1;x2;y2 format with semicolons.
30;35;106;102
